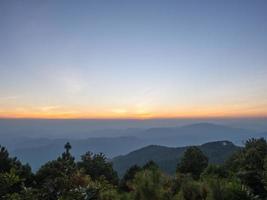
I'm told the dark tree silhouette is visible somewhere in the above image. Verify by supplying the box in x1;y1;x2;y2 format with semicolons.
77;151;118;185
64;142;71;154
177;147;208;179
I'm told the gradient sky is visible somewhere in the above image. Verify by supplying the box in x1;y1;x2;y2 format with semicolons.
0;0;267;119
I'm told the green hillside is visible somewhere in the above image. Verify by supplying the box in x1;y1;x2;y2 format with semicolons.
112;141;240;176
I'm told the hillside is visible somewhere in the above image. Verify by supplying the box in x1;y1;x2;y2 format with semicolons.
112;140;240;176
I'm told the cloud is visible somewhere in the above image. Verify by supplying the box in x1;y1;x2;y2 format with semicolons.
38;105;61;112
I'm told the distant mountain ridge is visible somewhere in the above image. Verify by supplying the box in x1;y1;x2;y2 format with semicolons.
138;123;257;146
1;122;265;171
112;140;240;176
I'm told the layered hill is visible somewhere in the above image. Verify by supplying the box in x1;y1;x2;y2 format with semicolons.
112;140;240;176
1;122;264;171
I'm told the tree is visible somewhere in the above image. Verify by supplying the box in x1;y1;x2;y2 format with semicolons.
131;168;170;200
0;146;33;197
176;180;208;200
226;138;267;198
201;164;228;179
0;146;33;183
78;152;118;185
143;160;159;171
0;146;12;173
35;142;79;200
177;147;208;180
120;165;142;192
2;138;267;199
206;178;257;200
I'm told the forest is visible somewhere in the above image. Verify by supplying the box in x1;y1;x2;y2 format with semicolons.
1;138;267;200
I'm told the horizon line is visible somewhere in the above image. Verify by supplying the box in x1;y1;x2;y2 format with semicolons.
1;116;267;120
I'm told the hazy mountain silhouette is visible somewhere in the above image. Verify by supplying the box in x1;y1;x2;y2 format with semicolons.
133;123;258;146
112;141;240;176
1;122;265;171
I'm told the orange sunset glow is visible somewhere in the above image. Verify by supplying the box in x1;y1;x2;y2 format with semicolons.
1;104;267;119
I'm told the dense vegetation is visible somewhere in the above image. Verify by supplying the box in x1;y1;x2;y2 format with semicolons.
1;138;267;199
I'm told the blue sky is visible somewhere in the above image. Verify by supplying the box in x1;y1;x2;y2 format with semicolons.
0;0;267;118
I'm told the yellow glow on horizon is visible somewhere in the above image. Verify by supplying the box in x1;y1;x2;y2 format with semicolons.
1;106;267;119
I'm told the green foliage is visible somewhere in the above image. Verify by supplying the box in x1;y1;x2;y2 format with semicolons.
0;146;33;185
201;164;228;179
78;152;119;185
226;138;267;198
1;138;267;200
131;168;171;200
142;160;159;171
176;181;208;200
177;147;208;180
120;165;141;192
84;177;120;200
0;145;34;199
264;157;267;191
205;178;258;200
35;142;88;200
0;168;21;197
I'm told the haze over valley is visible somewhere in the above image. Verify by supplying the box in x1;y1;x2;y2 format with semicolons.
1;118;266;171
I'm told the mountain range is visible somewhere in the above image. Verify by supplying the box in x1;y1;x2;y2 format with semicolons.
0;122;266;171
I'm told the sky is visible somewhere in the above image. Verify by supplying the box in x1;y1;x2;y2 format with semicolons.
0;0;267;119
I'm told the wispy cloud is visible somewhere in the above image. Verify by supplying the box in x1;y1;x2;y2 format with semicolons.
37;105;61;112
